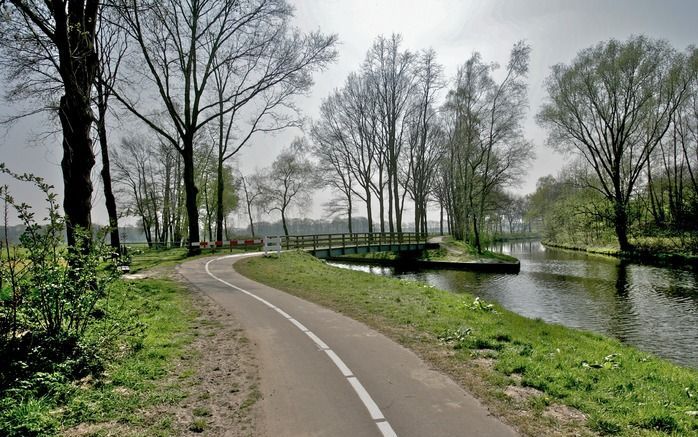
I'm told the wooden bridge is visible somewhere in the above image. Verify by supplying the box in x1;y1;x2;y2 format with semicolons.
265;232;430;259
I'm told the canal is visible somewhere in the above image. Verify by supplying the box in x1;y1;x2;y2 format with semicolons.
329;240;698;368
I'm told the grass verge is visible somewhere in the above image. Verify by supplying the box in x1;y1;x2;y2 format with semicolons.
543;240;698;269
0;277;196;436
236;251;698;436
127;247;246;273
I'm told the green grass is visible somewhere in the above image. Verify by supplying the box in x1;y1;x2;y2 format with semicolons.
128;246;245;272
336;251;400;261
429;237;519;263
0;278;197;436
335;238;519;264
236;252;698;436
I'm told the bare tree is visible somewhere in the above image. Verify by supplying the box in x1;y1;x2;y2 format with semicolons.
313;73;381;232
311;95;355;232
364;34;415;234
1;0;100;248
113;136;161;245
537;36;694;250
111;0;336;254
442;41;533;252
257;139;317;236
239;173;261;237
94;6;127;249
404;49;445;235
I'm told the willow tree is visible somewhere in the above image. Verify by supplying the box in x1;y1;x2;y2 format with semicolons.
0;0;99;247
538;36;695;251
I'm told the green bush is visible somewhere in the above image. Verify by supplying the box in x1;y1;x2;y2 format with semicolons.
0;165;118;402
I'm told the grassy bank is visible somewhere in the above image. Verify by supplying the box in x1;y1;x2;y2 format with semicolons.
428;236;519;263
543;240;698;269
237;252;698;436
0;277;197;436
336;237;519;264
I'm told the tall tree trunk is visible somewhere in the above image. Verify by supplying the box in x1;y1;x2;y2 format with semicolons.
365;188;373;233
393;170;402;233
473;215;482;253
281;209;289;237
182;139;200;255
96;97;120;250
216;156;225;242
59;94;95;248
439;203;444;236
614;201;631;251
387;177;394;233
161;155;171;245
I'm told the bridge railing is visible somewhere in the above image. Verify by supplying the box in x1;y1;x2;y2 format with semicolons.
274;232;428;251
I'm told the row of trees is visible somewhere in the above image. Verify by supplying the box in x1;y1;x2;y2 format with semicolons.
311;35;533;252
536;36;698;251
1;0;337;254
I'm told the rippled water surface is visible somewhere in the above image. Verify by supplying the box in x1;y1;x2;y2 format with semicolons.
329;241;698;368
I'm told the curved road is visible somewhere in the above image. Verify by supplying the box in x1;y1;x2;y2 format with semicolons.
178;254;516;437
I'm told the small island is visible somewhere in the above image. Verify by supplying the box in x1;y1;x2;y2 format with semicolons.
330;236;521;273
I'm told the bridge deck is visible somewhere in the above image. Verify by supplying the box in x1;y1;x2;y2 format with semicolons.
265;232;429;259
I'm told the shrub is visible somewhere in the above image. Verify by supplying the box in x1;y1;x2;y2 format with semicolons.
0;164;118;391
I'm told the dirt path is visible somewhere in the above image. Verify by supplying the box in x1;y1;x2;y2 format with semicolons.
141;267;262;436
165;278;261;436
428;235;465;255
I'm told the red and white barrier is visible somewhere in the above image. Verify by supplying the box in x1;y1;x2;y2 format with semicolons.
229;239;263;246
189;239;263;249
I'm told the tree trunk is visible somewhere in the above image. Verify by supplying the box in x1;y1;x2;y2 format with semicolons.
215;155;225;242
347;196;353;233
393;171;402;234
614;201;631;252
59;94;95;248
365;188;373;233
439;203;444;236
181;140;200;255
161;155;171;245
96;98;120;250
281;209;289;237
473;215;482;253
387;177;394;233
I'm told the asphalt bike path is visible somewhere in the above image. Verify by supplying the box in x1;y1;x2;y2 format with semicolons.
178;253;517;437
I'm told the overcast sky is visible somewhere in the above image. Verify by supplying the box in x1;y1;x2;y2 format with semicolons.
1;0;697;226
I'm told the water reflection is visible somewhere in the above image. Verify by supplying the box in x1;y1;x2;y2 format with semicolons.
328;241;698;368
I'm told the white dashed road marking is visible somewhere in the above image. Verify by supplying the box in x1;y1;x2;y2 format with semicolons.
204;255;398;437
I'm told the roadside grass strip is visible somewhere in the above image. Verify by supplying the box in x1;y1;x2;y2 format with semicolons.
236;251;698;437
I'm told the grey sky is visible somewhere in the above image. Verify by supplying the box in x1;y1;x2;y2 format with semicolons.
1;0;697;226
